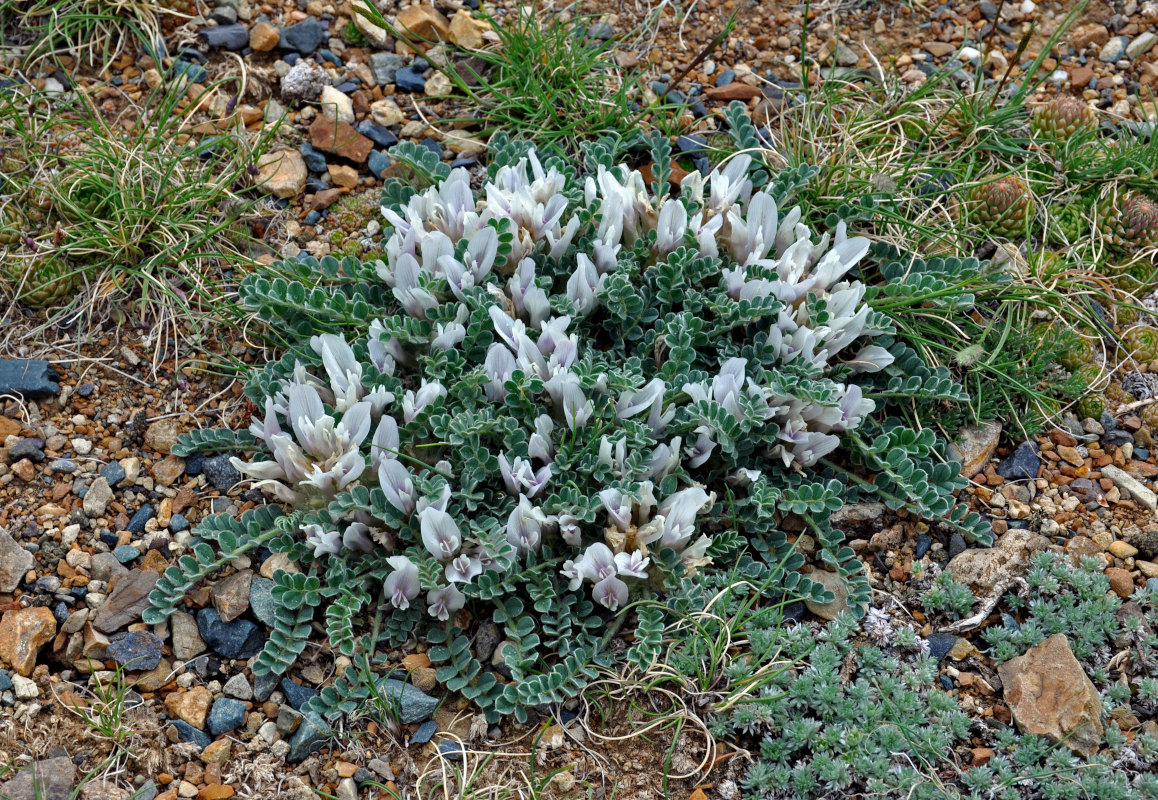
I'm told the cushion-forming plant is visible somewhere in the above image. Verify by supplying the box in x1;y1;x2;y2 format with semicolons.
148;116;988;722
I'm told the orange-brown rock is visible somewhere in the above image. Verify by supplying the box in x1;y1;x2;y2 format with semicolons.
0;606;57;676
309;116;373;164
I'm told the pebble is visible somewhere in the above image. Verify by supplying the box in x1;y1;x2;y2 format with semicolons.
280;18;327;54
172;719;212;749
0;527;34;593
208;697;247;735
369;53;404;86
10;438;44;462
248;577;276;626
126;504;155;533
376;678;439;723
1128;32;1158;60
996;441;1040;480
280;677;318;711
1100;36;1129;63
394;66;427;93
200;23;250;51
195;608;264;659
49;458;77;473
223;673;253;700
106;630;163;671
101;461;127;486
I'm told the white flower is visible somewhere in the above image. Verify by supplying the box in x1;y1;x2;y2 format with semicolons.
427;584;467;621
384;556;421;610
420;506;463;561
506;495;547;553
303;523;341;558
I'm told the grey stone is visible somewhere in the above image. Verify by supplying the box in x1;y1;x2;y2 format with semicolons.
101;461;127;485
394;65;427;93
126;504;155;533
195;607;264;659
412;719;437;744
947;529;1052;595
286;710;330;762
172;719;212;749
0;527;33;593
91;552;128;583
202;455;241;491
106;630;163;670
1127;32;1157;60
171;610;207;660
1101;465;1157;511
208;697;247;735
49;459;77;473
947;420;1002;478
0;756;75;800
92;569;159;633
281;17;327;53
9;438;44;462
996;441;1040;480
223;672;253;700
0;359;59;398
368;150;391;178
281;60;329;103
803;569;848;621
248;577;276;626
369;52;404;85
83;477;114;518
336;778;357;800
280;677;318;710
1099;36;1129;63
200;22;250;51
376;678;438;723
113;544;141;563
253;671;279;702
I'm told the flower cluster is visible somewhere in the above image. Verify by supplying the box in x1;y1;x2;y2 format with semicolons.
232;145;892;622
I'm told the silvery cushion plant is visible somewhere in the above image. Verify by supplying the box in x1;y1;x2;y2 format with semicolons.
149;113;987;722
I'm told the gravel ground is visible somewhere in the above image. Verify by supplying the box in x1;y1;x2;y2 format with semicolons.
5;0;1158;798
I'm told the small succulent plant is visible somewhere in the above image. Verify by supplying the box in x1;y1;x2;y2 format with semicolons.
1031;95;1098;141
1100;191;1158;253
967;175;1034;239
2;253;78;308
1050;204;1089;245
1141;403;1158;429
1122;326;1158;364
1076;392;1107;421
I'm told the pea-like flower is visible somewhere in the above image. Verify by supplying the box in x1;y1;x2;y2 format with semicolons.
420;506;463;561
384;556;421;610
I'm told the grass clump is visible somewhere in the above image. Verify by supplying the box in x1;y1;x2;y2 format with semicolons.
0;79;276;351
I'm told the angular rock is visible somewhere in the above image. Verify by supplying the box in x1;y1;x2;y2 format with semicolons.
281;17;327;53
947;420;1002;478
280;677;318;710
106;630;163;671
0;527;33;592
165;684;213;729
196;607;264;659
448;10;489;49
281;60;329;103
287;710;331;762
369;97;405;127
248;577;276;627
996;441;1040;480
83;477;114;518
145;418;180;454
92;569;159;633
202;454;242;492
395;5;450;42
172;719;212;748
376;677;438;723
152;455;185;487
0;606;57;676
394;66;427;93
211;569;253;623
803;569;848;621
91;552;128;583
1128;32;1158;60
309;116;374;163
319;85;355;123
249;21;280;51
998;634;1103;757
200;22;249;51
208;697;247;735
1101;465;1157;511
352;0;390;47
369;52;404;86
255;150;307;199
0;756;76;800
947;529;1052;595
223;673;253;701
0;359;59;398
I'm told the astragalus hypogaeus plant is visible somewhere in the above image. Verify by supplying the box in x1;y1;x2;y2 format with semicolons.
149;119;988;722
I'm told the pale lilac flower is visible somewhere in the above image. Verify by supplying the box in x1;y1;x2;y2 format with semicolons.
431;320;468;350
650;487;712;549
343;521;375;553
598;488;633;531
483;343;517;402
844;344;894;373
528;415;555;462
420;506;463;561
417;482;451;515
598;436;627;476
445;554;483;584
499;453;552;497
506;495;546;553
303;523;341;557
371;415;399;471
402;380;446;423
555;513;582;546
427;584;467;621
615;378;665;420
392;253;438;318
384;556;421;610
560;381;593;431
614;550;651;579
654;198;688;255
439;226;498;300
379;459;416;516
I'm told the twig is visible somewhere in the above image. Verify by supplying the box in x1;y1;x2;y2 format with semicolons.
940;576;1027;634
1115;396;1158;414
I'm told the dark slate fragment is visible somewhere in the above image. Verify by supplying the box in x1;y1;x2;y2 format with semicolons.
203;454;241;491
199;23;250;51
394;65;427;92
280;677;318;711
127;504;155;534
196;607;264;659
926;632;957;662
281;17;327;54
996;441;1040;480
172;720;212;748
106;630;163;671
412;719;437;744
0;359;59;397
